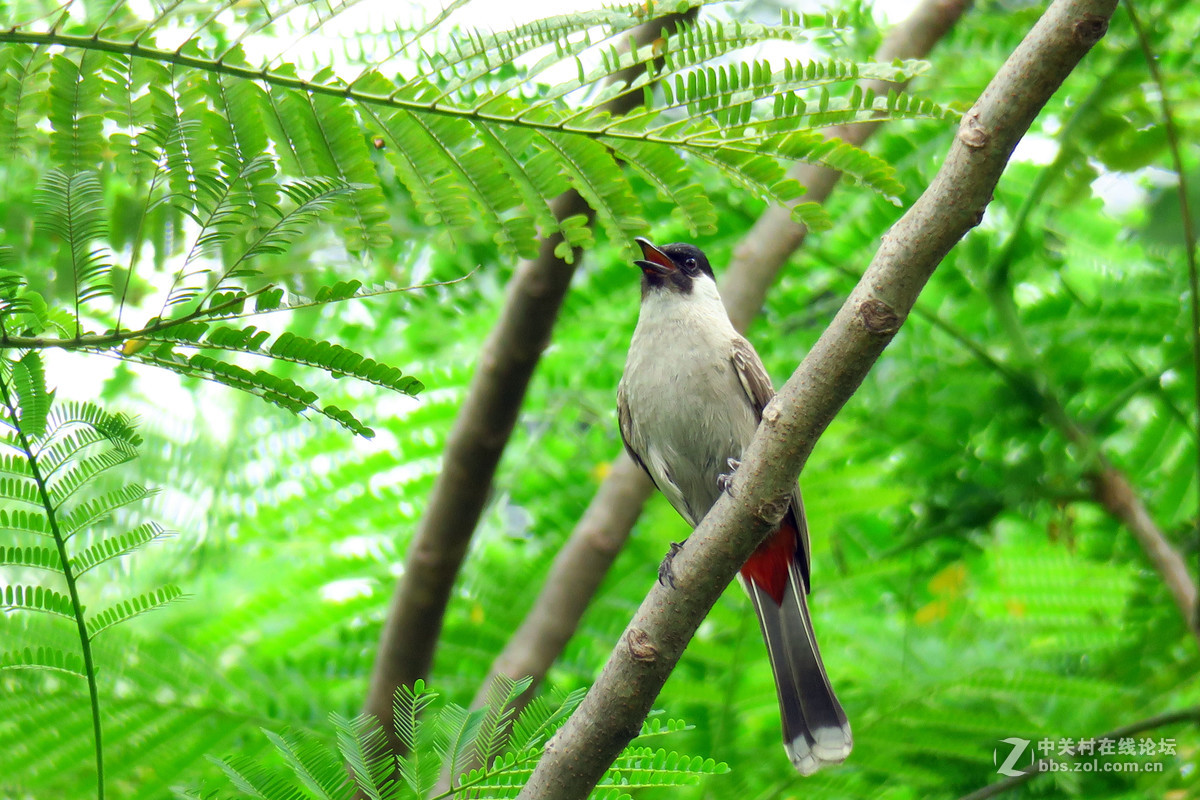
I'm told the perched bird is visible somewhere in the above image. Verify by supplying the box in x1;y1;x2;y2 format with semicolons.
617;237;851;775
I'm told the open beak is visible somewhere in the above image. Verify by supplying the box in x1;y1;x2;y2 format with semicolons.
634;237;675;275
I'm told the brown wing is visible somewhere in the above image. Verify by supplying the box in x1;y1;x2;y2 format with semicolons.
617;380;658;491
731;335;812;591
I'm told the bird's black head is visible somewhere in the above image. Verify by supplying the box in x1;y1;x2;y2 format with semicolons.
633;238;714;295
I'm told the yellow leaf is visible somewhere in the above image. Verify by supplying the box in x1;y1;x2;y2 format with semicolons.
122;338;148;356
914;598;948;625
928;562;967;598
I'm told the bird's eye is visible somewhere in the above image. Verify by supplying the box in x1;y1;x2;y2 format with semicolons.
684;258;698;270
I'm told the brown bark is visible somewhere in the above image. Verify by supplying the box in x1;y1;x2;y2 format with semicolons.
515;1;1116;796
1093;465;1198;634
361;11;697;752
473;0;969;715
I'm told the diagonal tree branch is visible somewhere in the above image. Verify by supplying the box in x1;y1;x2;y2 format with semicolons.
988;282;1200;638
890;279;1200;642
472;0;969;716
515;1;1117;796
362;10;698;752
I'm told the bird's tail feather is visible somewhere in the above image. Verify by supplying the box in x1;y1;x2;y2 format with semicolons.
748;559;851;776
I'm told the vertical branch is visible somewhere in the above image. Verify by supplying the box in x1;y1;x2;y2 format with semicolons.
362;11;698;753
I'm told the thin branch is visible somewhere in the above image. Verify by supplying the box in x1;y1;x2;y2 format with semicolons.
0;29;888;161
515;1;1116;796
361;11;700;758
471;0;969;722
956;705;1200;800
0;287;269;350
914;285;1200;638
1122;0;1200;631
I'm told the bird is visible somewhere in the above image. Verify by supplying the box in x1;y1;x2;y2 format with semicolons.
616;236;851;776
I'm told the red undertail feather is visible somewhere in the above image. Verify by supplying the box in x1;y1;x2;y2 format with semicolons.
740;519;797;605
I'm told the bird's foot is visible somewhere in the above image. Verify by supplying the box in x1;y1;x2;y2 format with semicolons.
658;541;684;588
716;457;741;494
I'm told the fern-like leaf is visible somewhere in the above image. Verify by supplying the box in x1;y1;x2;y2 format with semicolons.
1;584;76;619
86;585;184;638
34;169;111;324
330;714;397;800
0;645;85;677
69;522;172;575
11;352;50;438
0;544;61;570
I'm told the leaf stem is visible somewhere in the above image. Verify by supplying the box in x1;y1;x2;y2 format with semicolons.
0;371;104;800
0;30;898;161
0;285;272;351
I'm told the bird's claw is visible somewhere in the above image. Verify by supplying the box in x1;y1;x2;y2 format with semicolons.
717;457;741;495
658;541;684;588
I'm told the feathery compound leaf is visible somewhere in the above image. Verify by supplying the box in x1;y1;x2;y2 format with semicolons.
212;754;310;800
266;331;423;395
47;52;107;173
0;544;61;570
59;484;156;535
44;400;142;450
262;729;352;800
34;169;112;320
0;508;50;537
330;714;397;800
47;446;140;508
239;177;355;262
473;675;535;771
0;43;50;160
11;352;50;439
2;584;75;619
0;646;85;677
86;585;184;638
394;680;440;796
0;474;44;507
69;522;173;575
214;681;721;800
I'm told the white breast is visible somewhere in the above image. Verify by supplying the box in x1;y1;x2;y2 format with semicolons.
620;279;760;526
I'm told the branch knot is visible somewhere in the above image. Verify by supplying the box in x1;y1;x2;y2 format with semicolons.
625;627;658;663
858;298;901;336
1073;15;1108;46
755;497;790;527
957;110;989;149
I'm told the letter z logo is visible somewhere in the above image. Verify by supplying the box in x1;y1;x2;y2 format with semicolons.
994;737;1033;777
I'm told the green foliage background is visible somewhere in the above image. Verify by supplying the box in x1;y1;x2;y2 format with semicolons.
0;0;1198;798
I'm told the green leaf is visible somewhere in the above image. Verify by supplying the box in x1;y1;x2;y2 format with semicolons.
1;584;76;619
0;544;61;570
86;585;184;638
0;646;85;677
